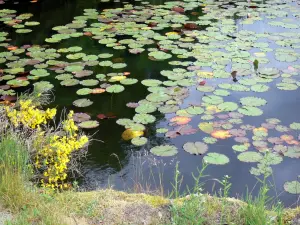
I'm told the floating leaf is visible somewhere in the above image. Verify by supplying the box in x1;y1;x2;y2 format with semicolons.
284;181;300;194
148;51;172;60
106;84;124;93
203;153;229;165
141;79;162;87
135;103;157;114
131;137;147;146
60;79;79;86
183;142;208;155
133;113;156;124
76;88;92;95
198;122;214;134
120;78;138;85
217;102;238;112
240;97;267;107
157;128;168;133
73;98;93;107
237;152;263;163
290;122;300;130
78;120;99;129
150;145;178;157
80;79;99;87
73;113;91;123
232;144;249;152
203;137;217;144
238;106;263;116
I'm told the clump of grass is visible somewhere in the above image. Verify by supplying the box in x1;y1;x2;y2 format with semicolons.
239;172;284;225
0;133;30;211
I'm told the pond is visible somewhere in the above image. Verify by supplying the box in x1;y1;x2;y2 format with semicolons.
0;0;300;207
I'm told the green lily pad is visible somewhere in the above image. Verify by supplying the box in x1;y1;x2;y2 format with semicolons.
7;79;29;87
232;144;249;152
186;106;204;115
65;65;84;72
203;153;229;165
33;81;54;93
157;128;168;133
106;84;125;93
183;142;208;155
16;29;32;33
76;88;92;95
78;120;99;129
240;97;267;107
284;181;300;194
135;103;157;114
146;93;171;103
150;145;178;157
98;53;113;58
80;79;99;87
202;95;224;105
148;51;172;60
217;102;238;112
133;113;156;124
141;79;162;87
73;98;93;107
197;85;215;92
290;122;300;130
120;78;138;85
30;69;49;77
203;137;218;144
112;63;127;69
131;137;147;146
60;79;79;86
116;118;134;127
251;84;269;92
25;21;40;26
238;106;263;116
237;152;263;163
277;83;298;91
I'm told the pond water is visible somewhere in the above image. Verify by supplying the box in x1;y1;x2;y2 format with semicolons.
0;0;300;207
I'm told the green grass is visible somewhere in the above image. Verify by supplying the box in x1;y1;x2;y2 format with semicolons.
0;134;30;211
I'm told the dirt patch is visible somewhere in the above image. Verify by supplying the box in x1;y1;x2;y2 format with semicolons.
98;203;170;225
0;205;12;225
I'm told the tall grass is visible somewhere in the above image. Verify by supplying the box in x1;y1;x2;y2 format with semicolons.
0;133;31;211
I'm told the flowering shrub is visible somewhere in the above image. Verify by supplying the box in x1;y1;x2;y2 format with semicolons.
5;99;56;128
35;111;88;189
4;98;89;189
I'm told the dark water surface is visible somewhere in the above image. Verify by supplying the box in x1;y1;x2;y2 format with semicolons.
1;0;300;207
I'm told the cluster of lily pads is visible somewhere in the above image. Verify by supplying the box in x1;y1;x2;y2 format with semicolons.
0;9;40;34
0;0;300;194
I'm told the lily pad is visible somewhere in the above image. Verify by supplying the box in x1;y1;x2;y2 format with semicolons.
73;113;91;123
131;137;148;146
284;181;300;194
150;145;178;157
203;153;229;165
238;106;263;116
237;152;263;163
78;120;99;129
76;88;92;95
217;102;238;112
240;97;267;107
106;84;125;93
141;79;162;87
183;142;208;155
73;98;93;107
133;113;156;124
